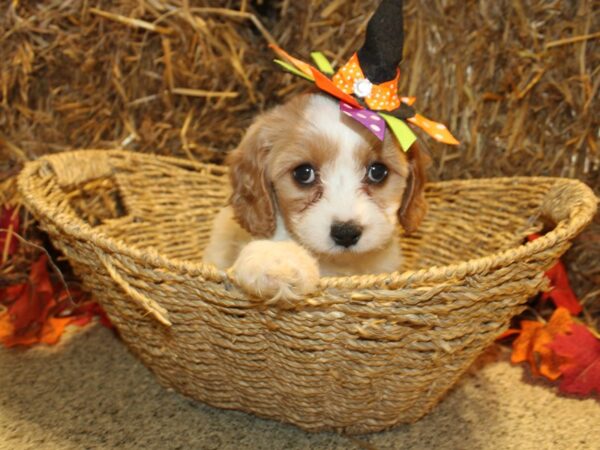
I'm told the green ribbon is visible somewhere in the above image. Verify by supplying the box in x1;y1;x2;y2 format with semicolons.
310;52;334;75
379;113;417;152
273;59;314;81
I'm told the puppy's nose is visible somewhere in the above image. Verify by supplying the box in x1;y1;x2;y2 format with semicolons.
330;221;363;248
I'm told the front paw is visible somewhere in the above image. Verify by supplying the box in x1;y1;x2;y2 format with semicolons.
231;240;320;303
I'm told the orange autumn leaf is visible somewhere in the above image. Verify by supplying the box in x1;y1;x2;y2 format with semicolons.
0;313;15;341
510;307;573;380
2;254;55;336
40;317;73;345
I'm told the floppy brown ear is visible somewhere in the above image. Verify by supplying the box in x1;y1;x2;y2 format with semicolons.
398;143;430;234
228;120;276;238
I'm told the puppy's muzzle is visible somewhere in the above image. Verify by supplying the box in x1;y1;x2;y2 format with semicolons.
330;221;363;248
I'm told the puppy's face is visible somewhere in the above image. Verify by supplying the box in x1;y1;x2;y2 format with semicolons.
229;94;428;257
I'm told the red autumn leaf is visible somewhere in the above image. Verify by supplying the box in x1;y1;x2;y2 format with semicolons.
528;234;582;314
68;301;113;329
0;252;112;347
52;287;113;329
6;254;55;334
94;303;114;329
0;254;58;347
549;323;600;396
0;243;116;347
540;260;582;315
0;205;20;258
0;315;38;347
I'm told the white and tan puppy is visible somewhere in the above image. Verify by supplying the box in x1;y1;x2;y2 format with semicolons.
203;93;428;301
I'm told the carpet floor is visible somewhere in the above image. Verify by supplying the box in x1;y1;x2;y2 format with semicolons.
1;325;598;450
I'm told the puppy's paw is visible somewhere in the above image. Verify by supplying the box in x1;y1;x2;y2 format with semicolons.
231;240;320;304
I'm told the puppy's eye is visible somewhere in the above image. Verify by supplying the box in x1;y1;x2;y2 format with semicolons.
366;162;388;184
293;164;316;185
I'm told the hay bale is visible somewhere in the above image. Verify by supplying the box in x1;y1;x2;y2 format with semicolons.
0;0;598;308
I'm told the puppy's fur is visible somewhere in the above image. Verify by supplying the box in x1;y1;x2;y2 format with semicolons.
203;94;428;301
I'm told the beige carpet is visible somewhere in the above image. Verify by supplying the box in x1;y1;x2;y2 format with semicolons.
1;325;598;450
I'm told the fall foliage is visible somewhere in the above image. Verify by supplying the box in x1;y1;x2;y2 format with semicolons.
549;324;600;396
503;238;600;398
0;205;111;348
528;234;582;315
510;307;573;381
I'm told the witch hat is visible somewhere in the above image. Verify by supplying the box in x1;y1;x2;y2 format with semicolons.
357;0;405;84
270;0;459;151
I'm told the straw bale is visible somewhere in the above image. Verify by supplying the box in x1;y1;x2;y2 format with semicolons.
0;0;598;313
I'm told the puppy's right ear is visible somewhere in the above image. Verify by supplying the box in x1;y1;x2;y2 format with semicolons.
228;120;276;238
398;143;430;235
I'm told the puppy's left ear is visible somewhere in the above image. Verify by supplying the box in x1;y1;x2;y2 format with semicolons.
398;143;430;234
228;118;276;238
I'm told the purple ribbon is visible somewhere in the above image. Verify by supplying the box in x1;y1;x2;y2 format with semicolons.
339;101;386;141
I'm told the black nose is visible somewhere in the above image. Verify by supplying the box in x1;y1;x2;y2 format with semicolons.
330;221;363;248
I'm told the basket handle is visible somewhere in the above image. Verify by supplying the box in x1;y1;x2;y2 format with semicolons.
96;250;172;327
541;179;598;230
42;151;114;187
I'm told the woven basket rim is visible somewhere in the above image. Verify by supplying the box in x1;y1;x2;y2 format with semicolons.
18;149;598;292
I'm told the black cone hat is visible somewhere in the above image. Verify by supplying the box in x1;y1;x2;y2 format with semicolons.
357;0;404;84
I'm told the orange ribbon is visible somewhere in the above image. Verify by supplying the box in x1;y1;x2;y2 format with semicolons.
407;114;459;146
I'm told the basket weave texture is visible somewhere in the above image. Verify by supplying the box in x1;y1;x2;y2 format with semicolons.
18;150;597;434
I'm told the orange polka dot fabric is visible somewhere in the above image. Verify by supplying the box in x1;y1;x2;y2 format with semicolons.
332;53;401;111
408;114;460;145
332;54;363;93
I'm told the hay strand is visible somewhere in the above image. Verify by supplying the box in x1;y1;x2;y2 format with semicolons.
89;7;174;35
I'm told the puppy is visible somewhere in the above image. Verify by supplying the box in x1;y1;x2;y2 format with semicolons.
203;93;428;301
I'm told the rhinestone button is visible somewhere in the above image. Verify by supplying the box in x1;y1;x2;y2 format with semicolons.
353;78;372;98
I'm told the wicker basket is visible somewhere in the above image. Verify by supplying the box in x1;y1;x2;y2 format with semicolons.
18;150;597;433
